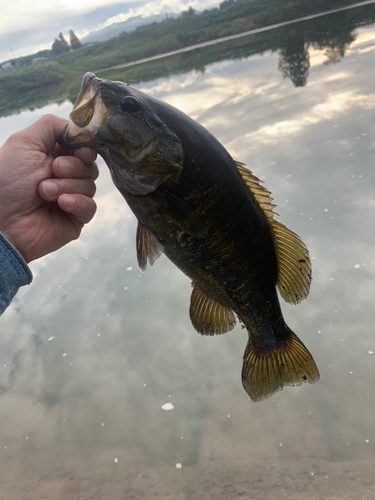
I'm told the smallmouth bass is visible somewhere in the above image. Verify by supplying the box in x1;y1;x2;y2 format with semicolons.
59;72;319;402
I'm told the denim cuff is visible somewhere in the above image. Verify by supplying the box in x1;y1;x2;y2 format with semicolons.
0;232;33;315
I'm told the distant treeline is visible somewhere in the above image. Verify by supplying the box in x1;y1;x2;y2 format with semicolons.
0;31;82;70
101;4;375;88
0;0;374;116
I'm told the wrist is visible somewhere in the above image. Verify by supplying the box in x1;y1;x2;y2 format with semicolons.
0;226;26;263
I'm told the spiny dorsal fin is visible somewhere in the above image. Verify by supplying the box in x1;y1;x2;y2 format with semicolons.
189;283;236;335
236;162;311;304
136;222;164;272
242;327;320;402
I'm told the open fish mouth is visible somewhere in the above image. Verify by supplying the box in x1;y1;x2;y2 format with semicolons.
60;73;154;162
59;73;107;150
59;72;185;196
70;72;99;127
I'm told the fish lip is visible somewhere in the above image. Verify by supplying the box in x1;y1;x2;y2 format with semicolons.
73;72;99;107
64;72;156;160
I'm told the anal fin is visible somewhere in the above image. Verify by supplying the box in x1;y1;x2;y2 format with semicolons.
189;284;236;335
136;222;164;272
242;327;319;402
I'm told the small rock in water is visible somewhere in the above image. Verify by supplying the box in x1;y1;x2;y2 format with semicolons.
161;402;174;411
176;463;182;469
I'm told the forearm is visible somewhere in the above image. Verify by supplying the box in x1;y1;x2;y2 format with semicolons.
0;232;33;316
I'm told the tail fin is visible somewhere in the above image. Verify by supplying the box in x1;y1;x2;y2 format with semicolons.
242;328;319;402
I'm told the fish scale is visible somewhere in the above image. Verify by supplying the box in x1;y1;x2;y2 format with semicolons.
59;72;319;402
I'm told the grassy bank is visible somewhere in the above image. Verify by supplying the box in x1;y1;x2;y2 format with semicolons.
0;0;374;117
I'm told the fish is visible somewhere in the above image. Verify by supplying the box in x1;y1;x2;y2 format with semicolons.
59;72;320;402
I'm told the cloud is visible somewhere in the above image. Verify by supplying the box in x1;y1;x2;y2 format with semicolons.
0;0;220;62
99;0;219;29
1;20;375;478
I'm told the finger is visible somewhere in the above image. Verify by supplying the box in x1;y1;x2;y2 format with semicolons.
51;142;69;159
52;156;99;180
38;178;96;201
73;147;97;164
24;115;68;154
57;194;97;224
53;144;97;162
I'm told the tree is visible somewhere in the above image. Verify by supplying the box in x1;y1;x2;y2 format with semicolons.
313;30;356;65
69;30;82;50
51;33;70;56
278;36;310;87
181;6;196;17
220;0;235;10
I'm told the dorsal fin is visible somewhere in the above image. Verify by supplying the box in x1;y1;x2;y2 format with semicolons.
136;222;164;272
236;162;311;304
189;283;237;335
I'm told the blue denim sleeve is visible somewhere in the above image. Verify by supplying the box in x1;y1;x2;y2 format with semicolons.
0;232;33;316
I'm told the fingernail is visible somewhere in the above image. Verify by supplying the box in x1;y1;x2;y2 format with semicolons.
63;195;76;208
42;180;58;199
59;158;74;177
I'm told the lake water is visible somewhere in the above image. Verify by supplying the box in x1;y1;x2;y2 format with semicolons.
1;6;375;499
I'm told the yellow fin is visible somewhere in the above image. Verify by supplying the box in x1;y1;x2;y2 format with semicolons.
272;221;311;304
242;328;320;402
189;284;236;335
136;222;164;272
236;162;311;304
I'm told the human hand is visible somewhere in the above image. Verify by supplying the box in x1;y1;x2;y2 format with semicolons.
0;114;98;263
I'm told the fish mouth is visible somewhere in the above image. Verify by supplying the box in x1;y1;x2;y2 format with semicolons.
59;73;104;149
70;72;100;125
59;72;153;162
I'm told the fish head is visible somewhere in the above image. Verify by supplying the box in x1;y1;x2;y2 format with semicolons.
59;72;184;195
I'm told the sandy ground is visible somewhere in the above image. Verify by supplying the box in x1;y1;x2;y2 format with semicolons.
0;382;374;500
0;457;374;499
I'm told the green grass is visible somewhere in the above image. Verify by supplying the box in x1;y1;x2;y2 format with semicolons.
0;0;374;117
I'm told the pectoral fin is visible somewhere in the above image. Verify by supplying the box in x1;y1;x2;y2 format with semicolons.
189;284;236;335
164;191;207;239
236;162;311;304
136;222;164;272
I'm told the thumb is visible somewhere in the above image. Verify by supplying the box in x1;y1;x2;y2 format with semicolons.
22;115;68;154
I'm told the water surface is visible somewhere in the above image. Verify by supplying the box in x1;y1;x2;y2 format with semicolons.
1;8;375;499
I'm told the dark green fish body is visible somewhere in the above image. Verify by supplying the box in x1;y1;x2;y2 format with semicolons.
59;72;319;401
122;129;280;336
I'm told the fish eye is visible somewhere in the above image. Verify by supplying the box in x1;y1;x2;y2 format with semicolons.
120;96;140;113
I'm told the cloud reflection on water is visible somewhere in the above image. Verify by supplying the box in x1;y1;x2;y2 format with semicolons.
0;19;375;490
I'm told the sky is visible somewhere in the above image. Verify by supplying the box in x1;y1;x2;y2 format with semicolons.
0;0;220;63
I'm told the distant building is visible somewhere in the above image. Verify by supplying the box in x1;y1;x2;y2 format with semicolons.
32;57;48;63
0;62;12;71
